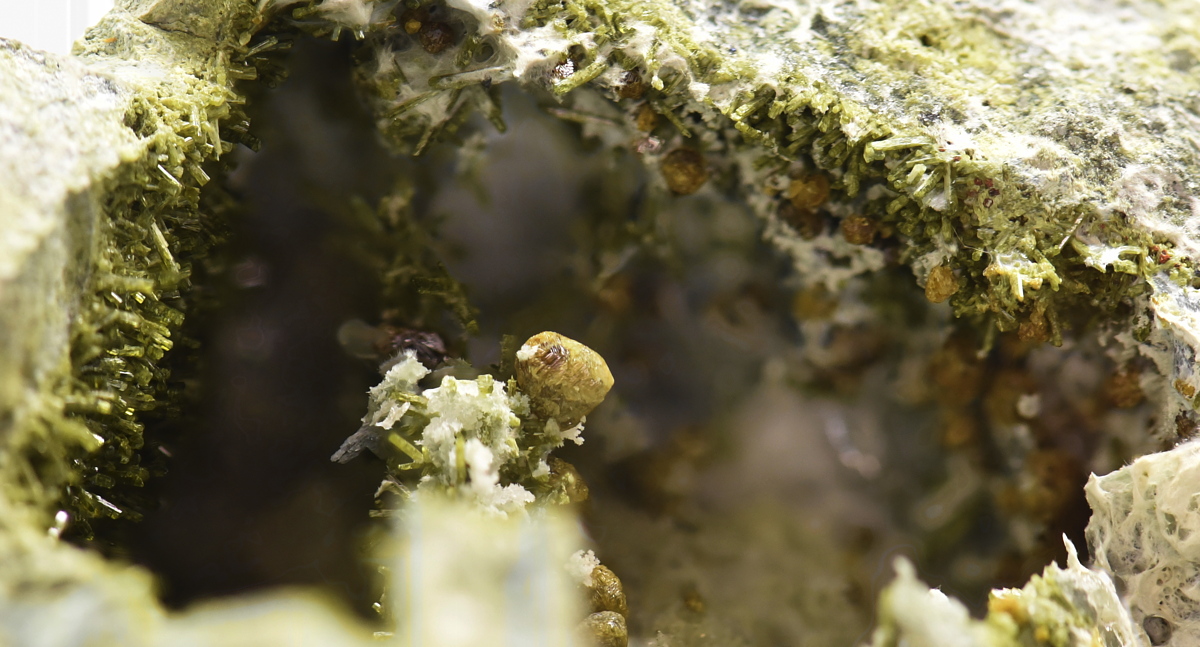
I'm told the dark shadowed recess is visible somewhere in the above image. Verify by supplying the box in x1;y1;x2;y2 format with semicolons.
123;38;406;617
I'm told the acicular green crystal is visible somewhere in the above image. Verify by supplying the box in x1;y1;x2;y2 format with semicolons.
0;0;271;534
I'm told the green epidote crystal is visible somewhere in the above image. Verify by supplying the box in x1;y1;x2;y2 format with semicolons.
0;0;344;642
313;0;1200;433
4;0;1200;643
0;0;271;533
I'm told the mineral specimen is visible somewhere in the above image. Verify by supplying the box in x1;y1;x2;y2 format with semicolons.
3;0;1200;644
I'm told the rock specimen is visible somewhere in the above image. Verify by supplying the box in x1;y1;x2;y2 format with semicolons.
4;0;1200;644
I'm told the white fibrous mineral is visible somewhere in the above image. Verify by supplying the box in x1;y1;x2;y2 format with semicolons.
315;0;376;28
363;351;429;429
544;417;586;447
1087;440;1200;647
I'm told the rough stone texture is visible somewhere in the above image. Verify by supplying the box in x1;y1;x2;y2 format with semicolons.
0;39;132;508
0;2;370;644
324;0;1200;638
1087;440;1200;647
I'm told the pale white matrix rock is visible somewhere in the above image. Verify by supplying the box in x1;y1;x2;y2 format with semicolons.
1088;440;1200;646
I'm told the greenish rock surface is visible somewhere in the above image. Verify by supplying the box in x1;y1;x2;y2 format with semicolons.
0;39;127;515
0;0;264;530
0;1;374;644
328;0;1200;433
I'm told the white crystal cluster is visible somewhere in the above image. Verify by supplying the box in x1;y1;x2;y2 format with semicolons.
365;352;534;515
418;373;536;515
566;549;600;588
362;351;592;516
364;351;431;431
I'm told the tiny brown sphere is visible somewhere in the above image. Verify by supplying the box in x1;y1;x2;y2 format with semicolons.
792;284;838;321
841;215;877;245
635;103;658;132
1017;307;1050;343
418;21;455;53
660;148;708;195
1023;449;1082;523
578;612;627;647
547;457;589;504
1102;367;1144;409
515;332;614;427
778;200;824;239
929;335;985;406
787;174;831;212
617;70;646;99
682;586;706;615
940;409;979;450
589;565;628;617
924;265;958;303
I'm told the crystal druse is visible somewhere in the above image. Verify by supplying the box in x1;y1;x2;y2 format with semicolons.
3;0;1200;644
